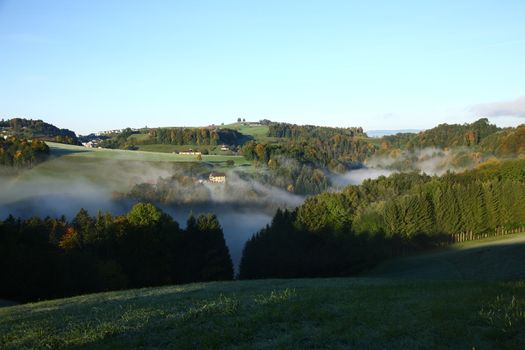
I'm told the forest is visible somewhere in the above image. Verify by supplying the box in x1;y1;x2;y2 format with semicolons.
0;118;80;145
88;119;525;196
99;127;251;149
0;137;49;167
0;203;233;302
239;158;525;279
2;117;525;300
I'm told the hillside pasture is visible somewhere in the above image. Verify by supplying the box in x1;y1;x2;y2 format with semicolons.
1;143;249;204
0;278;523;349
367;232;525;280
221;123;281;143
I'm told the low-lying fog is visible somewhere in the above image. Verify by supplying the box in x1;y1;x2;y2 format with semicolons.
0;146;469;270
0;157;301;271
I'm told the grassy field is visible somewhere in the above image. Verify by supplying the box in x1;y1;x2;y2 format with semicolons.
46;142;249;165
368;232;525;280
0;143;250;197
1;278;524;349
127;133;151;143
136;143;237;156
1;235;524;349
221;123;282;143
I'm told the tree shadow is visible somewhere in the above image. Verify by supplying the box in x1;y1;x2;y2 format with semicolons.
368;239;525;281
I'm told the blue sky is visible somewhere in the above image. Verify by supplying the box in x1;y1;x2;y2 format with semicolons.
1;0;524;134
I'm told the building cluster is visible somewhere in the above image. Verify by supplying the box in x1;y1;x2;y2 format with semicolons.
178;149;202;155
96;128;140;136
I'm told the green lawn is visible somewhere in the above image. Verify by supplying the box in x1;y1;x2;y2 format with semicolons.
367;232;525;280
0;278;523;349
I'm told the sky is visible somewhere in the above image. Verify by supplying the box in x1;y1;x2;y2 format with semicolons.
1;0;524;135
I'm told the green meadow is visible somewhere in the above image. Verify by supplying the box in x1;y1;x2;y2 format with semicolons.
3;142;251;193
368;232;525;280
46;142;249;165
1;233;524;349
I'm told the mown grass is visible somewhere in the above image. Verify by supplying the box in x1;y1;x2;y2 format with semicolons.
367;232;525;281
1;278;524;349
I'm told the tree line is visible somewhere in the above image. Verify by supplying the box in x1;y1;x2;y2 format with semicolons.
0;118;80;145
268;122;365;139
239;158;525;279
240;123;375;194
98;127;252;150
149;127;250;146
0;137;49;167
0;203;233;302
379;118;525;158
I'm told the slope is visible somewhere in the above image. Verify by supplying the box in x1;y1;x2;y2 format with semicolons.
366;232;525;280
1;278;524;349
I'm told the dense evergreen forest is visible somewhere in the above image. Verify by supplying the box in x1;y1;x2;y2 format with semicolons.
0;137;49;167
0;204;233;302
239;158;525;279
0;118;80;145
2;117;525;300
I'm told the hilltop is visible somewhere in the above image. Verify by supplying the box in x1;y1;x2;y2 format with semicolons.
0;118;79;145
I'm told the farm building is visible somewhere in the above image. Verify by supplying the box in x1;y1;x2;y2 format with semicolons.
209;172;226;183
179;149;202;155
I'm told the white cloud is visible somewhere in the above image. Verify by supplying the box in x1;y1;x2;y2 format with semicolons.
471;95;525;118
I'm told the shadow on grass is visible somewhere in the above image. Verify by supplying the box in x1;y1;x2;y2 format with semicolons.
0;299;18;308
48;146;91;157
368;238;525;281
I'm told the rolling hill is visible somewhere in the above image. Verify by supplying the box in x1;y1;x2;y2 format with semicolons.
1;234;524;349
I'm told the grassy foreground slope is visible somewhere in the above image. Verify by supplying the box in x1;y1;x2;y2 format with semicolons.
368;232;525;280
1;278;524;349
1;233;524;349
